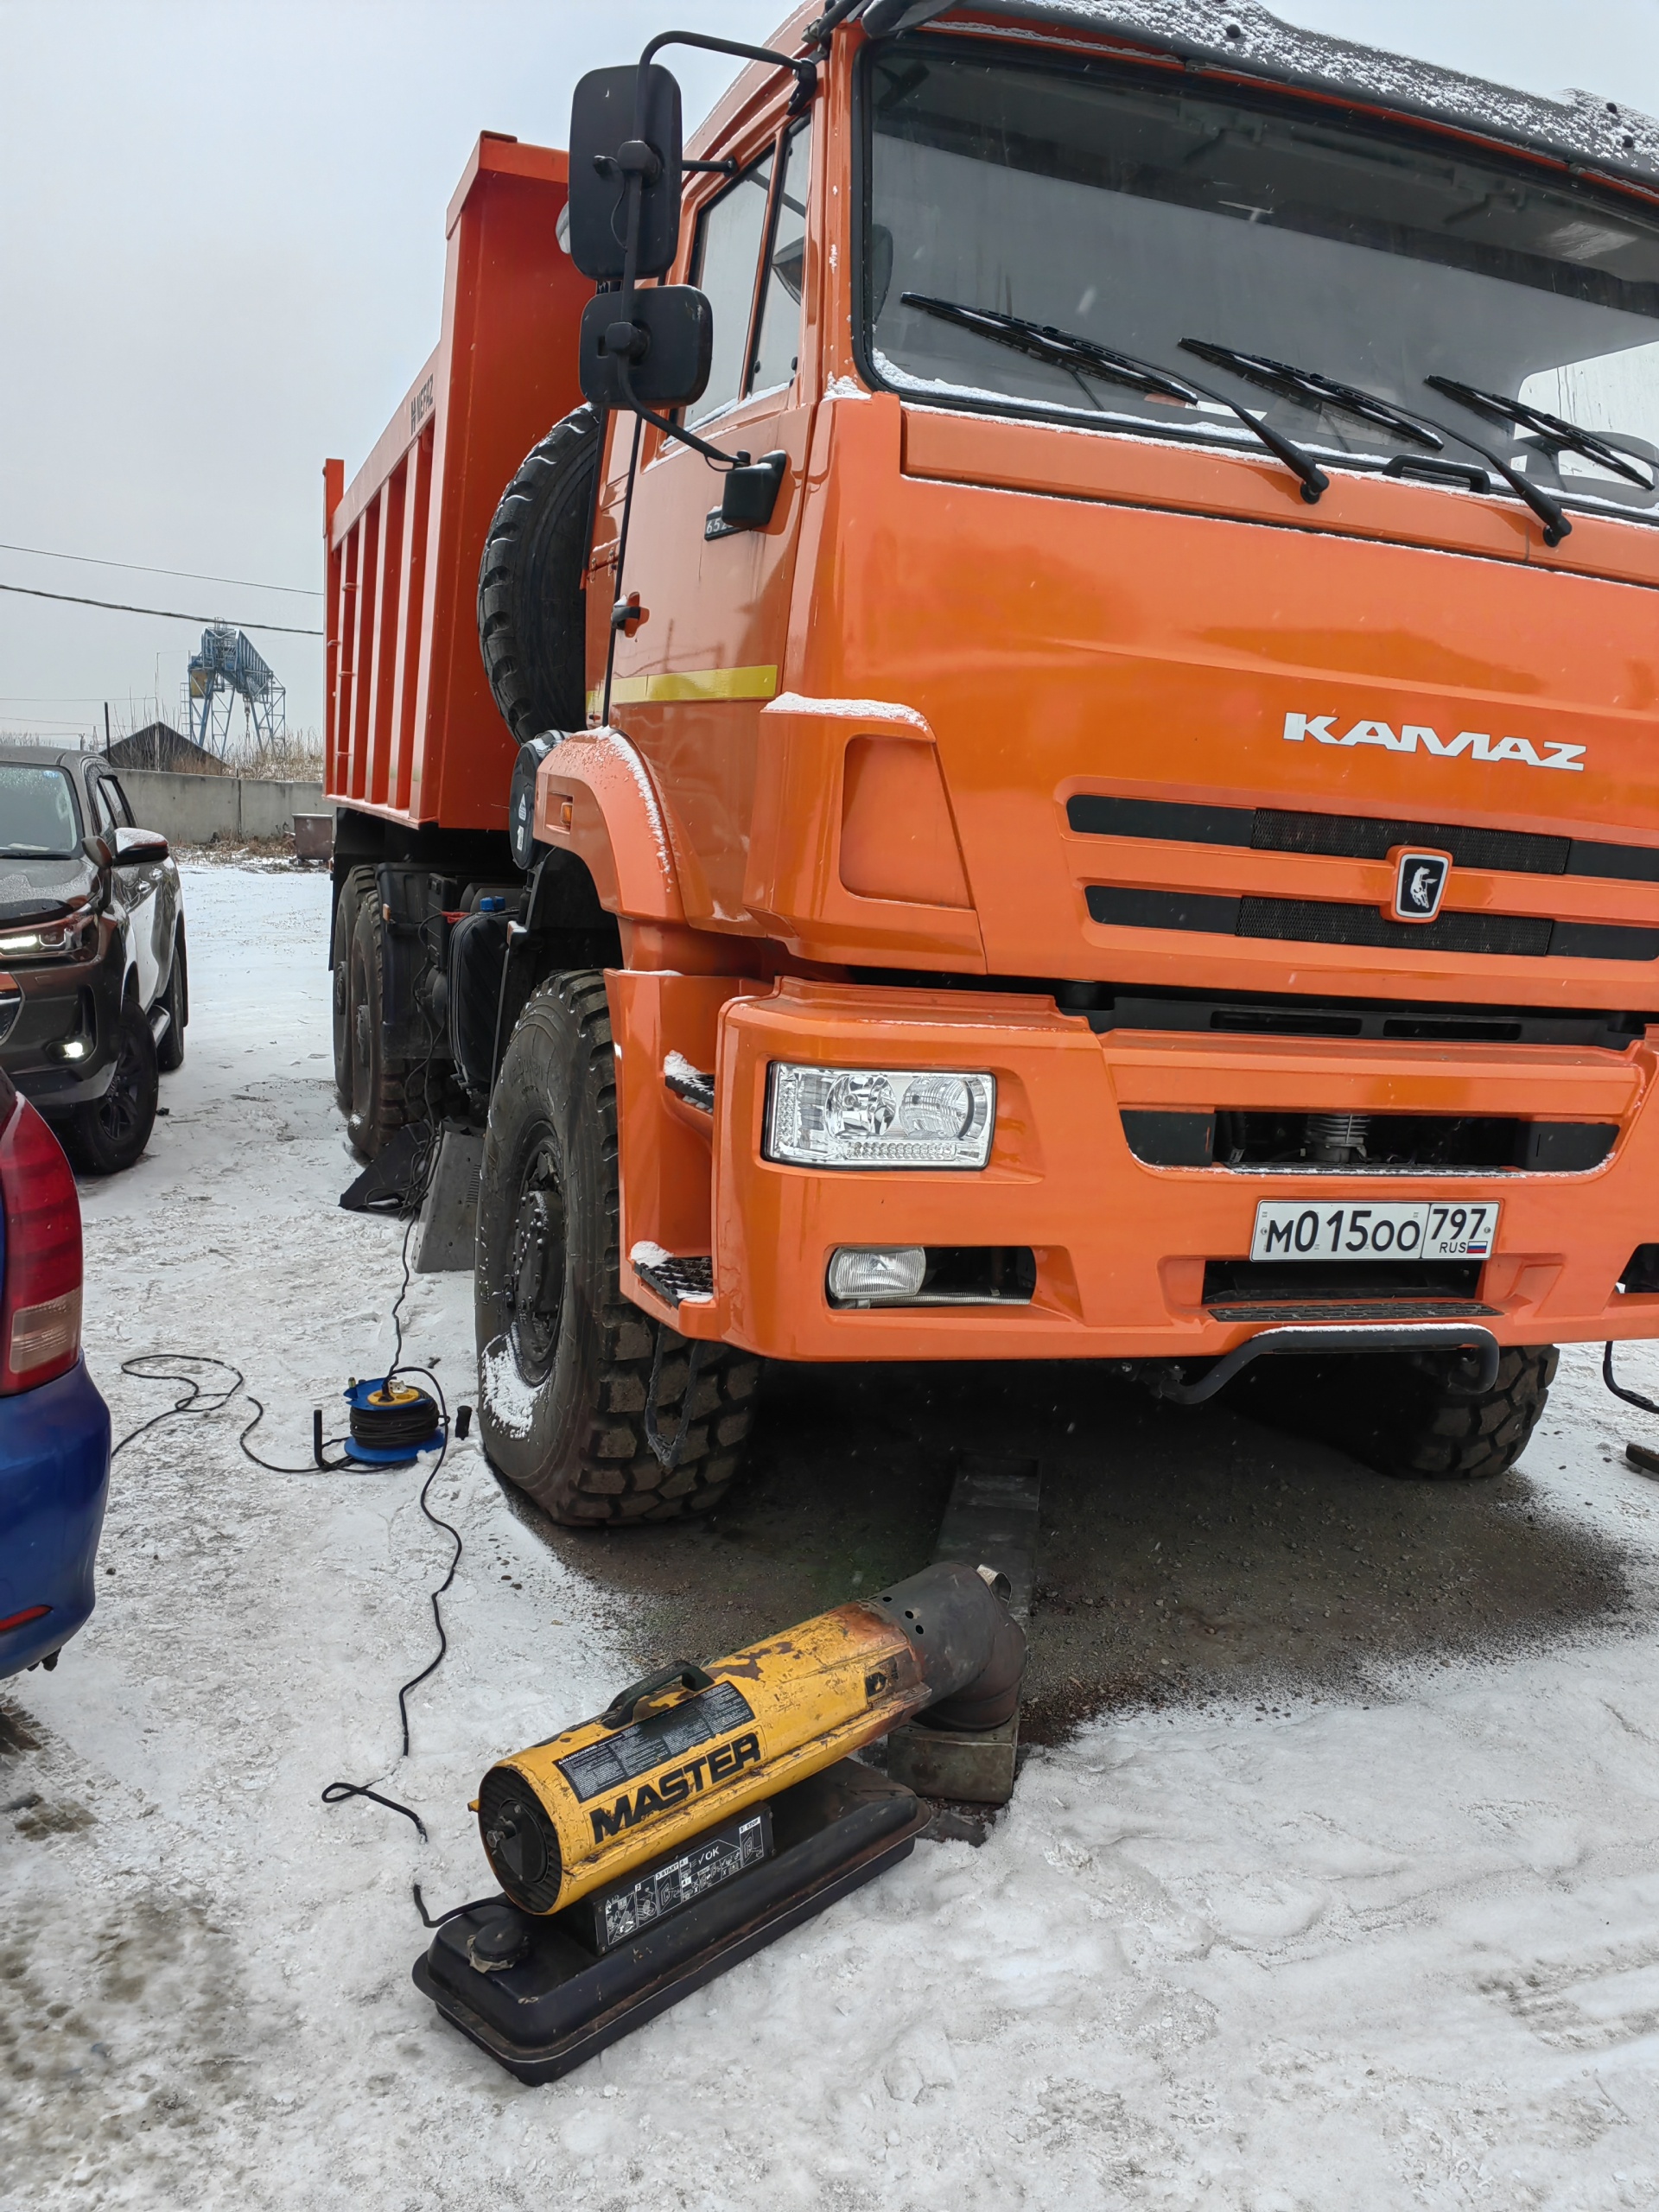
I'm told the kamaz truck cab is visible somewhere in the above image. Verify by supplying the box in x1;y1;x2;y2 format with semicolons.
326;1;1659;1526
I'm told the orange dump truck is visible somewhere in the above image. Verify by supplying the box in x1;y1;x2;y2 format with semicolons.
326;0;1659;1525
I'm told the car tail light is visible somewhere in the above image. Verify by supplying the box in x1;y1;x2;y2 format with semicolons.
0;1090;83;1393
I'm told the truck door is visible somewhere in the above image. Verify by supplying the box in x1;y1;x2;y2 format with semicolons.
594;111;816;928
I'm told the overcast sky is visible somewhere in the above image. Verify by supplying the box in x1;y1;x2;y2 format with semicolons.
1;0;1656;745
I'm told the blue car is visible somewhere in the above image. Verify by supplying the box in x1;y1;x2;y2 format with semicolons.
0;1061;111;1677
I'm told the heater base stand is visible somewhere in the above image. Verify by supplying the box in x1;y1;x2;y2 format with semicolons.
414;1761;927;2084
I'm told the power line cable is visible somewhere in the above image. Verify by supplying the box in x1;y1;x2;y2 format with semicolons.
0;538;321;597
0;580;321;636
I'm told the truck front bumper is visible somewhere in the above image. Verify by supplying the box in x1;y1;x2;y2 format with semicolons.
626;980;1659;1364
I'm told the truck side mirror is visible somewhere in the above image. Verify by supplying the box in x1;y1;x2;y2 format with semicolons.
568;64;683;283
706;451;788;540
578;287;712;411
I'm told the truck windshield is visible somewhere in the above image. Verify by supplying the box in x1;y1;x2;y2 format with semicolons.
0;765;81;859
862;38;1659;520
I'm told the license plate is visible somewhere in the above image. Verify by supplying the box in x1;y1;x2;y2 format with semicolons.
1249;1198;1500;1263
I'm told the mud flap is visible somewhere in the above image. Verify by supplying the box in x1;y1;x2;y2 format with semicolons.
410;1123;484;1273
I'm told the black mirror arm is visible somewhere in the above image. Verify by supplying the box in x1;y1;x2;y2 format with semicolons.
637;30;816;120
613;360;746;469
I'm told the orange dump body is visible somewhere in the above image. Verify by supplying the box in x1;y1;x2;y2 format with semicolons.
323;134;588;831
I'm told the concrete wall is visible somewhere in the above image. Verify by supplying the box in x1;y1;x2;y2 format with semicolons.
118;770;327;845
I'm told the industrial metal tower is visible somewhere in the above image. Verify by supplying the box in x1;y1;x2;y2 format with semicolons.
184;625;286;755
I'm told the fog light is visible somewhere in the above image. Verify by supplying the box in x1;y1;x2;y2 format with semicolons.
827;1247;927;1304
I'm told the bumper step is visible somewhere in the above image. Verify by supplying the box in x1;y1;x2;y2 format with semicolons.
632;1250;714;1308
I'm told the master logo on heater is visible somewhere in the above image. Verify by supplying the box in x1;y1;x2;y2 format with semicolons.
1389;846;1452;924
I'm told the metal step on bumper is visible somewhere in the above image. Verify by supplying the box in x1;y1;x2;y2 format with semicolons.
1152;1319;1503;1406
630;1246;714;1310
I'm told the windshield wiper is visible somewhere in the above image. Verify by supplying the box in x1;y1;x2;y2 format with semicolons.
899;295;1329;505
1425;375;1653;492
1181;341;1442;452
1180;338;1571;545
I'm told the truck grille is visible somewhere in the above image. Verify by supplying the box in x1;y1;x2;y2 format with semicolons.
1068;795;1659;884
1086;886;1659;963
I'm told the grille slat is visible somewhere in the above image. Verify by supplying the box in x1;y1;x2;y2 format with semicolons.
1237;895;1554;957
1067;794;1659;884
1085;885;1659;962
1250;807;1567;874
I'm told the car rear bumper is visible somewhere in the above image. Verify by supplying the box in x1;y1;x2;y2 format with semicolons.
622;979;1659;1363
0;1357;112;1677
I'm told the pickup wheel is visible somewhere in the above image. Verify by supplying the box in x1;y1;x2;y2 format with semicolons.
333;868;375;1113
61;989;159;1175
475;969;760;1525
346;889;428;1159
156;923;188;1072
1230;1341;1560;1481
477;404;599;744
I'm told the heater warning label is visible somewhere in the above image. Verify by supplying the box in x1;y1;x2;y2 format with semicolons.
558;1681;757;1803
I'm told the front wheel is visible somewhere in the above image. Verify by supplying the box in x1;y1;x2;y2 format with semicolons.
474;969;760;1525
61;995;159;1174
1230;1341;1560;1481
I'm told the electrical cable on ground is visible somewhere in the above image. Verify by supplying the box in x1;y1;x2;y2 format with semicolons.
114;915;477;1909
111;1343;469;1864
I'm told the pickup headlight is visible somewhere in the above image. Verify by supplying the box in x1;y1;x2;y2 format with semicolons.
0;912;96;962
764;1065;995;1169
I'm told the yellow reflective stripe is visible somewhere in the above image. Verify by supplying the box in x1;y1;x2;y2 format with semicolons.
585;664;779;713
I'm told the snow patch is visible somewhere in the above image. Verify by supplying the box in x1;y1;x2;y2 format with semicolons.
823;373;871;401
950;3;1658;178
589;725;675;878
630;1240;675;1269
478;1334;537;1438
662;1050;707;1084
766;690;929;729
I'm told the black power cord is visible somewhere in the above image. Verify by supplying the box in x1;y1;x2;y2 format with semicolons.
110;1351;472;1872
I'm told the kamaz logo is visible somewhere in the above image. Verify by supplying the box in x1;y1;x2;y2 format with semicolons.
588;1731;762;1843
1283;712;1585;772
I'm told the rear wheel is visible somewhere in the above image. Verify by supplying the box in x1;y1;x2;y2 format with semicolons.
61;992;159;1175
1230;1341;1560;1481
332;868;374;1114
156;924;187;1072
475;969;760;1525
346;889;426;1160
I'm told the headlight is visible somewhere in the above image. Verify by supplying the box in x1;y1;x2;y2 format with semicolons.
764;1065;995;1168
0;912;95;962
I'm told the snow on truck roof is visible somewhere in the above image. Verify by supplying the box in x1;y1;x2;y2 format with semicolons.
887;2;1659;195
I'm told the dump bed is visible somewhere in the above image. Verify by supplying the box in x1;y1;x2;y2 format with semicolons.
323;134;588;831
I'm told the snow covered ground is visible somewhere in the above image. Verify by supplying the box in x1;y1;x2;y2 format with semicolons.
8;859;1659;2209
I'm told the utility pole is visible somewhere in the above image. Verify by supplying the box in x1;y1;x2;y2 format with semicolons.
104;702;111;757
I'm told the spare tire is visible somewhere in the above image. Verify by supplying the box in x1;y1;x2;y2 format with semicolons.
477;404;601;745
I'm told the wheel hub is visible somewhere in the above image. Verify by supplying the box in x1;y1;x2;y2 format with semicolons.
506;1148;565;1383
